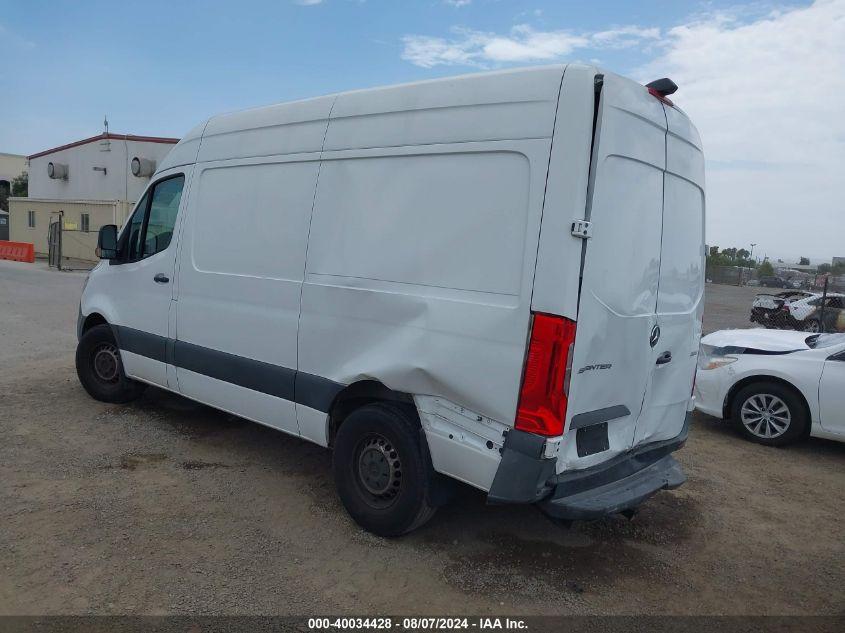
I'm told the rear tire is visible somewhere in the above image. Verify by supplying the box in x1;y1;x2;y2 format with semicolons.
75;324;147;403
730;381;808;446
332;402;436;536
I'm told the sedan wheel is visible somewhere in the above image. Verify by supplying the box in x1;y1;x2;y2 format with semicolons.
731;381;808;446
740;393;791;439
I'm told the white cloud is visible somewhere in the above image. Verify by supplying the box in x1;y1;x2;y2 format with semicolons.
592;25;661;49
444;0;472;6
401;1;845;260
637;0;845;261
402;24;659;68
295;0;323;5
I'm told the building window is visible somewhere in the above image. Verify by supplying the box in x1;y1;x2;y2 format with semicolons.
81;213;90;233
27;210;36;228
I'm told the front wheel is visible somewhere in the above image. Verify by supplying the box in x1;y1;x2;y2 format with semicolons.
731;381;808;446
332;402;436;536
75;324;147;403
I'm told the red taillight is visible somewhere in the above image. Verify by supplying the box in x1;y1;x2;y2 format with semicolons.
515;313;577;437
647;87;675;106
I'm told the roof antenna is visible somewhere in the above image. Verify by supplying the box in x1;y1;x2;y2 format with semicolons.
100;115;111;152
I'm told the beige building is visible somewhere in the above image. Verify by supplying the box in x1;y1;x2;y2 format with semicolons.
9;132;178;262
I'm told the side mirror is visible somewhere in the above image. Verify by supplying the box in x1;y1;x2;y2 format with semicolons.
96;225;118;260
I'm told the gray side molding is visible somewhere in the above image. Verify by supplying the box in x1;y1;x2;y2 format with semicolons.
105;324;344;413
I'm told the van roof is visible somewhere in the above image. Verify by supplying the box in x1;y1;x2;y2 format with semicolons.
160;64;586;171
209;64;574;124
159;64;692;172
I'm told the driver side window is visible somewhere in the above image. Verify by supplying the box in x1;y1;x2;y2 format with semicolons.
144;176;184;257
119;175;185;262
120;193;148;262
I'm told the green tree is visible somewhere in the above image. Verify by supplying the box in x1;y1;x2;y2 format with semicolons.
818;263;832;274
759;260;775;277
799;257;810;266
11;172;28;197
706;245;759;269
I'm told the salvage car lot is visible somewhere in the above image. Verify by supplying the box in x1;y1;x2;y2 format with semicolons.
1;262;843;615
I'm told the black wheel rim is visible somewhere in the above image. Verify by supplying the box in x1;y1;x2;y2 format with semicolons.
91;342;121;384
353;433;402;509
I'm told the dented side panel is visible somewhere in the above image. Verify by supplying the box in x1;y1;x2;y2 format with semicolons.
295;67;565;490
415;396;508;490
298;138;552;429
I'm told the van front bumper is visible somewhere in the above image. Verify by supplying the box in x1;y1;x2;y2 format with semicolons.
488;412;690;521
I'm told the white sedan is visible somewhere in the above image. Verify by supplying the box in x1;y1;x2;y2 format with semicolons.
694;329;845;446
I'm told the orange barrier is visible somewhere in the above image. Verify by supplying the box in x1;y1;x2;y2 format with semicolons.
0;240;35;263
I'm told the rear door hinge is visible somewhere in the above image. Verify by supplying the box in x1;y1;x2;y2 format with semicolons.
571;219;593;239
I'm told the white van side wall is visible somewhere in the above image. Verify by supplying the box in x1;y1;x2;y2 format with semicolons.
298;67;565;490
169;100;333;440
130;66;574;492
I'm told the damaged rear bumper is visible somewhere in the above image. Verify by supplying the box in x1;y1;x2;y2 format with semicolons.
487;412;690;520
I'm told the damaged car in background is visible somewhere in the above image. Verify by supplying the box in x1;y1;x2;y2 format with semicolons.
750;291;811;328
695;329;845;446
750;291;845;332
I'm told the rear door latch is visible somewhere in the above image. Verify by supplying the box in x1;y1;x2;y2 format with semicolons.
571;219;593;239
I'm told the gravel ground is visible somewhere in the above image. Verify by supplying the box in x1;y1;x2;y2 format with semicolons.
1;262;843;616
701;282;766;334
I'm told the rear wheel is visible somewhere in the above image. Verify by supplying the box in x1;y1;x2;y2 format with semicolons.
332;402;436;536
731;381;808;446
75;324;146;403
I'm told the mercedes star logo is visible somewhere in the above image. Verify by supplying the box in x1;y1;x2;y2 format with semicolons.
650;325;661;348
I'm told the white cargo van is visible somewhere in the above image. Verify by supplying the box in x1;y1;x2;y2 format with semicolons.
76;65;704;536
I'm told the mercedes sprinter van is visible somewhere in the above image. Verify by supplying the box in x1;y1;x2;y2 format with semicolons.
76;65;705;536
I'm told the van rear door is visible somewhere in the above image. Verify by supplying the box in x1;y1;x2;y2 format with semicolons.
634;105;705;446
558;72;669;471
558;72;704;472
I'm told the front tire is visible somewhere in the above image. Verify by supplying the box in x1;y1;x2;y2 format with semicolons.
731;381;808;446
75;324;147;403
332;402;436;536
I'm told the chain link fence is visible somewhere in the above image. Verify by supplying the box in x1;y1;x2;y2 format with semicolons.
708;262;845;334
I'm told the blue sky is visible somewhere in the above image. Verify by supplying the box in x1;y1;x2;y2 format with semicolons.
0;0;782;153
1;0;843;261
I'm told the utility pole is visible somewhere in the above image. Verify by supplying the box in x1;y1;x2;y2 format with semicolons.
746;243;757;286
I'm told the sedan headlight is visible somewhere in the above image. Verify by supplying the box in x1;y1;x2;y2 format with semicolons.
698;344;741;370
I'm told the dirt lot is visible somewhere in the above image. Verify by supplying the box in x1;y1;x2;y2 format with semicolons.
1;262;843;616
